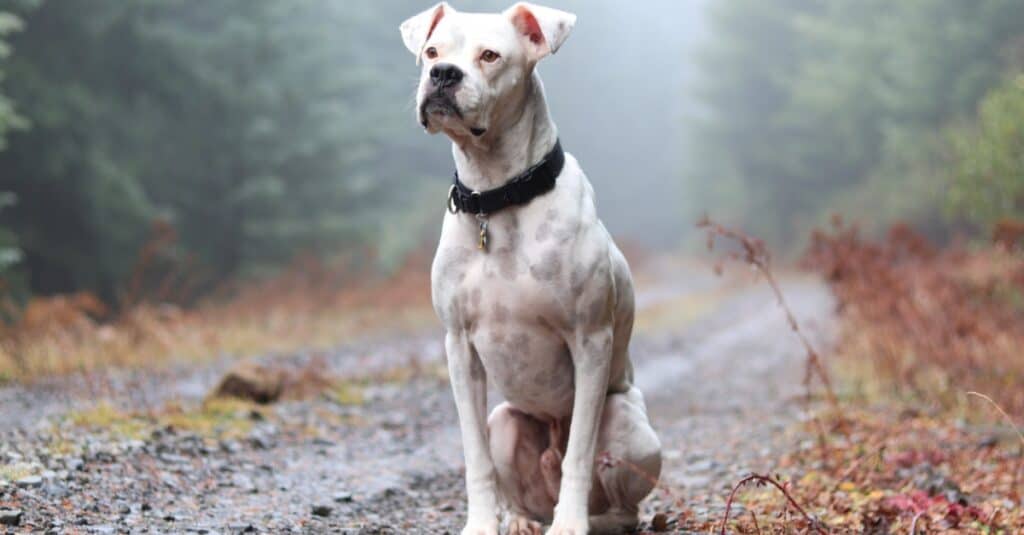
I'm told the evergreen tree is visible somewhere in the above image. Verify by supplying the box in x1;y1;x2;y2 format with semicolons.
686;0;1024;247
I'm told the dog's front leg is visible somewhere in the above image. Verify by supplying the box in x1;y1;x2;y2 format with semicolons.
446;331;500;535
548;327;613;535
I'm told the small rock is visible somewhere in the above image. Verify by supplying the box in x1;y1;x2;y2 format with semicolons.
16;475;43;488
685;458;721;473
66;458;85;471
43;481;69;499
119;505;131;515
651;512;669;532
247;432;274;450
332;491;353;503
311;504;332;517
159;453;189;464
0;508;22;527
232;475;257;494
662;449;682;461
210;361;285;404
978;435;1000;448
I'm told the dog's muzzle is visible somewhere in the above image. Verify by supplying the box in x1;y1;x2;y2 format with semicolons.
419;91;463;128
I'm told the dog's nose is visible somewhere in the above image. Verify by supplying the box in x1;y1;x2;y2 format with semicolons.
430;63;463;89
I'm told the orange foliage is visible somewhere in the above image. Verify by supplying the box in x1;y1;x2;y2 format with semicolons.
992;218;1024;251
803;218;1024;415
0;250;434;380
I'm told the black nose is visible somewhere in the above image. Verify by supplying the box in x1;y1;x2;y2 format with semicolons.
430;63;463;89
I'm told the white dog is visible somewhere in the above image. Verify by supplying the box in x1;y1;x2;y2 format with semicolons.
400;3;661;534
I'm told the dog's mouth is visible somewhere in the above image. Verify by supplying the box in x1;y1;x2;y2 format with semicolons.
419;92;487;137
419;92;463;128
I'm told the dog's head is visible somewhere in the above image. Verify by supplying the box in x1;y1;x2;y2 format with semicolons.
400;2;576;141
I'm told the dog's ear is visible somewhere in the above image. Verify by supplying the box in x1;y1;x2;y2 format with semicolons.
504;2;576;62
400;2;452;61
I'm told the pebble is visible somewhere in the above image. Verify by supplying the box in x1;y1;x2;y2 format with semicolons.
685;458;720;473
651;512;669;532
16;475;43;488
311;504;332;517
248;433;274;450
0;508;22;526
333;491;353;503
159;453;189;464
43;481;69;499
232;475;257;494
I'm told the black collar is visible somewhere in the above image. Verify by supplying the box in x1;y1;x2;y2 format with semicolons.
448;139;564;216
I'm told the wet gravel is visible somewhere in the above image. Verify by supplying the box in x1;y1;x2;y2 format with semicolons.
0;270;834;534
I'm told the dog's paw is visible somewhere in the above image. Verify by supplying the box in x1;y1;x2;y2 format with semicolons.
508;515;543;535
461;520;499;535
545;517;588;535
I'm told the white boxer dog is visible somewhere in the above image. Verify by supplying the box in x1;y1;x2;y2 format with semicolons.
400;3;661;534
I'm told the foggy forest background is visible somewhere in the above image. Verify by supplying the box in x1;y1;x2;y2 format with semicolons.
0;0;1022;306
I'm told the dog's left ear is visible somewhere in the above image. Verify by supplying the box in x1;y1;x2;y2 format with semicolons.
400;2;453;61
504;2;576;62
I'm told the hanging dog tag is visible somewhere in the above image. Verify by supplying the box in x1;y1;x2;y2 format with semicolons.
477;215;489;252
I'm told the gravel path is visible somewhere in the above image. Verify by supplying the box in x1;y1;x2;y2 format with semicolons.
0;264;834;534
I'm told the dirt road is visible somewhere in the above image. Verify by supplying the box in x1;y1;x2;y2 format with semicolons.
0;260;834;533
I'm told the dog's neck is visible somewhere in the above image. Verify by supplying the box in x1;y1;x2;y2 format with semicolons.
451;72;558;192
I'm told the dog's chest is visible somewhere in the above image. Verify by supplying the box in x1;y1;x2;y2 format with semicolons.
432;209;583;415
432;208;580;327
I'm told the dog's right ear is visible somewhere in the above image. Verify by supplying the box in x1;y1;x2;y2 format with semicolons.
400;2;452;62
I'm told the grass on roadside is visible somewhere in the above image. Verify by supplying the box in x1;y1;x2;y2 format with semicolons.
0;253;435;382
58;398;266;443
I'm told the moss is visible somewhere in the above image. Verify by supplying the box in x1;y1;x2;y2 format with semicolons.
158;398;263;439
0;463;34;482
328;380;365;406
65;402;148;440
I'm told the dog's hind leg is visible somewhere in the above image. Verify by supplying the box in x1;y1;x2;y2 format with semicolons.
488;403;558;532
588;387;662;533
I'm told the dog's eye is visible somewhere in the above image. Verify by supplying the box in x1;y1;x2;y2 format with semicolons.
480;50;500;63
425;46;439;60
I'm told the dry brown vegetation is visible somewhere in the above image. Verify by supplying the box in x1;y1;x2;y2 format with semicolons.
672;407;1024;533
0;251;435;382
666;217;1024;533
803;218;1024;416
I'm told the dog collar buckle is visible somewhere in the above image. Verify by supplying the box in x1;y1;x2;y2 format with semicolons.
447;185;459;214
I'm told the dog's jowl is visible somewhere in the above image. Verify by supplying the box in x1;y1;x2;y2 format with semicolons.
400;3;661;534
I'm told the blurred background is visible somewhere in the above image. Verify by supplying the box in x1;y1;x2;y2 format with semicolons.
0;0;1021;386
1;0;1021;302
